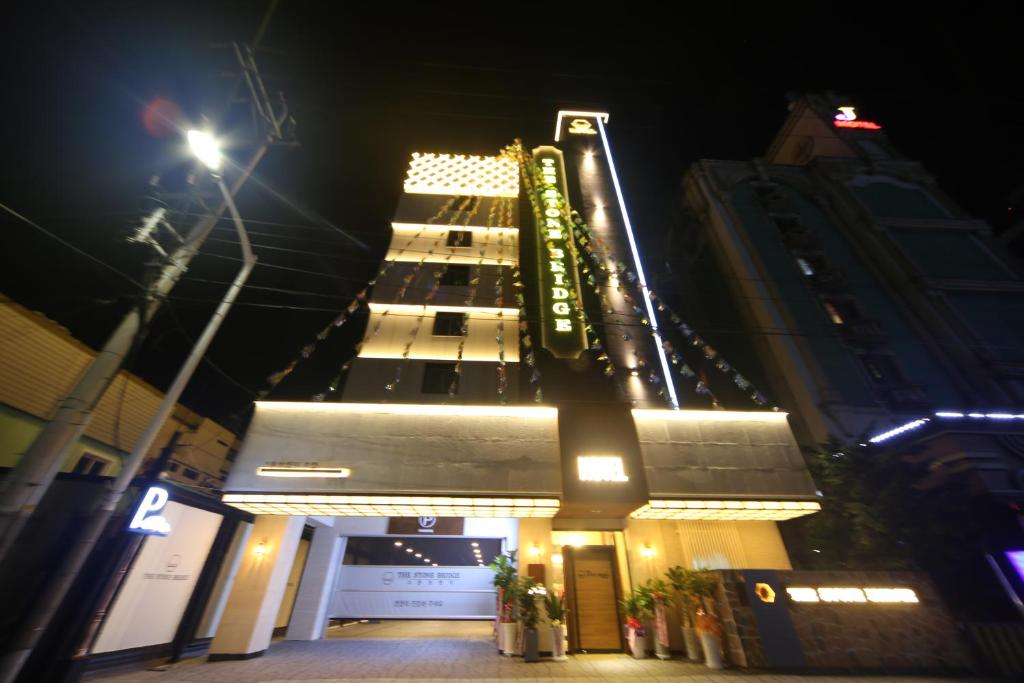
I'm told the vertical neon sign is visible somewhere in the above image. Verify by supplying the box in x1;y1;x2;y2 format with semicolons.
530;146;588;359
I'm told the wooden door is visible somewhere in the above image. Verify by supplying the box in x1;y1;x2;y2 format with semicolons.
564;545;623;652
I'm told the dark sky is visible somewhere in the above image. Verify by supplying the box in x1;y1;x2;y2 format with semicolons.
2;2;1020;430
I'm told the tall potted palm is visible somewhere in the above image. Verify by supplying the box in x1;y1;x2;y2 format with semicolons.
666;566;701;661
688;569;723;669
489;550;519;656
543;590;569;661
519;578;541;662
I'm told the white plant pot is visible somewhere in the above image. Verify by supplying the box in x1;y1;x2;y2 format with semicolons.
654;637;671;660
551;625;568;661
699;632;723;669
682;626;701;661
631;633;648;659
500;622;520;656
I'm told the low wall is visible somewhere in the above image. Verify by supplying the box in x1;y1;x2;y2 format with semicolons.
715;569;971;672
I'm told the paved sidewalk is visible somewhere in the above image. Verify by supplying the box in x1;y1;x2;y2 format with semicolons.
85;621;980;683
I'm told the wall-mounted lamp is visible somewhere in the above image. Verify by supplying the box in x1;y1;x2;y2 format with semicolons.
567;534;585;547
254;538;269;558
528;544;542;557
640;544;656;559
551;553;564;565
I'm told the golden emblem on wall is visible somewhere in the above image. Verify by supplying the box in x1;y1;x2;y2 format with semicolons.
755;582;776;603
568;118;597;135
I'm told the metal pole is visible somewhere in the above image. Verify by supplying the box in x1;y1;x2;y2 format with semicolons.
0;147;265;567
0;178;256;683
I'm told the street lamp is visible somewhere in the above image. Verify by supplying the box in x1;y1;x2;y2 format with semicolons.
0;126;258;683
187;129;223;172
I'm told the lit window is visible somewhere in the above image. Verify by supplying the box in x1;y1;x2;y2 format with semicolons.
446;230;473;248
422;362;458;395
796;258;814;276
823;301;844;325
432;311;466;337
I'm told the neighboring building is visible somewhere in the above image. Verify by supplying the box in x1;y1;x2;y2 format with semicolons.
208;113;821;660
679;93;1024;615
0;294;239;489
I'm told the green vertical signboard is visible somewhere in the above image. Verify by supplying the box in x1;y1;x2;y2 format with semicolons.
529;146;588;359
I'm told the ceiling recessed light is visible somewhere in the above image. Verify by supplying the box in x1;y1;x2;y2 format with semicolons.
471;542;479;547
394;541;403;547
405;548;413;553
415;553;422;558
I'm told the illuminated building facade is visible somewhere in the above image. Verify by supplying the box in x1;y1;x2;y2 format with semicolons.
208;112;820;659
678;92;1024;617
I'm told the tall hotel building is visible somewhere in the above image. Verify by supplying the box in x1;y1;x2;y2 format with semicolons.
207;113;820;658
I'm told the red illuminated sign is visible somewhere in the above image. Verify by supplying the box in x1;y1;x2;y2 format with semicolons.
833;106;881;131
834;120;881;130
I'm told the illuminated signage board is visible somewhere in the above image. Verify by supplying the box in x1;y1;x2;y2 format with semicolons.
256;461;352;478
567;118;597;135
786;586;918;604
833;106;882;130
128;486;171;536
577;456;629;482
530;146;588;359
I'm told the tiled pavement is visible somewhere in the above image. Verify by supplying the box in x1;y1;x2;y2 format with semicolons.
85;621;982;683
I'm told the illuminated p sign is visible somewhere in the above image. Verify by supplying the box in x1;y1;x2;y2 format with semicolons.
128;486;171;535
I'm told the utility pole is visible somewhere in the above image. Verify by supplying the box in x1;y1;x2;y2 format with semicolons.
0;36;292;568
0;168;257;683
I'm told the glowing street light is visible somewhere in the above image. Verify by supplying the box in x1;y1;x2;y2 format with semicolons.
187;129;222;171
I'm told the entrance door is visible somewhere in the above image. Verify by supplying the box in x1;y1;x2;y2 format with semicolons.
564;545;623;652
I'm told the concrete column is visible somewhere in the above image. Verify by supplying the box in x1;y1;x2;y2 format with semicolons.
209;515;306;659
286;522;342;640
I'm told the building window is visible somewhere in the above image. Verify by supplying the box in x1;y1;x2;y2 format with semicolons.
822;298;861;325
859;354;904;386
72;453;107;476
446;230;472;248
168;462;180;472
183;468;200;480
432;311;466;336
440;265;470;287
422;362;458;395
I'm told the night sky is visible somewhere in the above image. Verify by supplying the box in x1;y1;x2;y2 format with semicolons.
2;2;1020;431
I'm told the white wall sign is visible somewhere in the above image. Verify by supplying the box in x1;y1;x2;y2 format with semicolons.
786;586;919;604
128;486;171;535
93;501;222;653
577;455;629;482
331;565;496;619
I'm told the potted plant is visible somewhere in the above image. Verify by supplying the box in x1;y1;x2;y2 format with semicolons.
695;606;723;669
519;578;542;662
619;591;651;659
688;570;723;669
543;590;569;661
640;579;673;660
488;550;519;656
666;566;701;661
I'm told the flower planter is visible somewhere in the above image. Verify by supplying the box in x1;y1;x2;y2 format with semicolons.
500;622;520;656
632;633;648;659
681;626;701;661
550;624;568;661
698;632;723;669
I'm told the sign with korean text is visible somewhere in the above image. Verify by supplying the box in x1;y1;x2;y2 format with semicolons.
530;146;588;359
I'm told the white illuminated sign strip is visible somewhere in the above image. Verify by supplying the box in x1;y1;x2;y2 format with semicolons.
631;499;821;521
256;465;352;478
786;586;919;604
128;486;172;536
221;493;560;518
577;456;629;482
595;116;679;409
